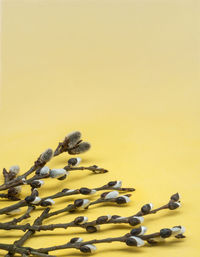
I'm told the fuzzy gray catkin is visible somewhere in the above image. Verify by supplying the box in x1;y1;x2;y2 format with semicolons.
40;149;53;163
66;131;81;148
68;142;91;155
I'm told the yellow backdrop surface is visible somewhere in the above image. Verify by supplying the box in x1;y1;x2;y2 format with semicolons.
0;0;200;256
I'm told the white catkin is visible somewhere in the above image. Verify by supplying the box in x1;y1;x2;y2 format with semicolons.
171;226;185;235
75;238;83;243
31;197;41;204
112;181;122;189
79;199;90;209
90;189;97;195
129;236;145;247
138;226;147;235
84;244;97;253
9;165;20;175
14;186;22;194
149;203;153;210
49;169;68;178
79;217;88;224
44;198;55;205
133;216;144;223
121;195;131;203
104;191;119;199
75;157;82;166
6;208;21;215
66;189;77;193
40;166;50;175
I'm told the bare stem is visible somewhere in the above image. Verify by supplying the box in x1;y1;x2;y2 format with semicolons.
64;165;108;174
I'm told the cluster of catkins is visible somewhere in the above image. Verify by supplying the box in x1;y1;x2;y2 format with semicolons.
0;131;185;256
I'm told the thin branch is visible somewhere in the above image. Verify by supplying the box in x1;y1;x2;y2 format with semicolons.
0;194;180;232
0;200;27;215
0;162;109;199
0;243;56;257
0;226;185;256
6;208;50;257
0;194;20;201
45;194;132;219
0;149;53;192
64;165;108;174
0;182;134;215
23;164;109;188
4;206;35;226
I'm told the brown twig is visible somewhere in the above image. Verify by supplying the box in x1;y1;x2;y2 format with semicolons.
0;149;53;192
3;206;35;226
0;193;180;233
0;131;91;193
0;161;108;201
45;193;132;219
0;225;185;256
1;194;132;256
0;193;20;201
23;164;108;189
0;182;134;215
6;208;50;257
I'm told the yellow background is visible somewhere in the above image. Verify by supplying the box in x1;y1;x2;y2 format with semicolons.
0;0;200;256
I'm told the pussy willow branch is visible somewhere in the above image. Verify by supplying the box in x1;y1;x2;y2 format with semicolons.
2;193;132;257
42;183;134;201
25;165;108;186
0;194;20;201
0;161;46;192
0;226;185;257
3;168;10;184
0;131;91;193
0;164;108;201
0;195;184;256
0;243;55;257
44;194;132;219
39;196;179;232
0;164;108;193
0;201;27;215
0;182;134;215
53;131;90;157
6;208;50;257
3;206;35;226
1;168;22;200
64;165;108;173
0;194;178;232
37;229;184;251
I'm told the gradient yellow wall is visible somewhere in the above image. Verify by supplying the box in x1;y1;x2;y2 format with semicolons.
0;0;200;256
